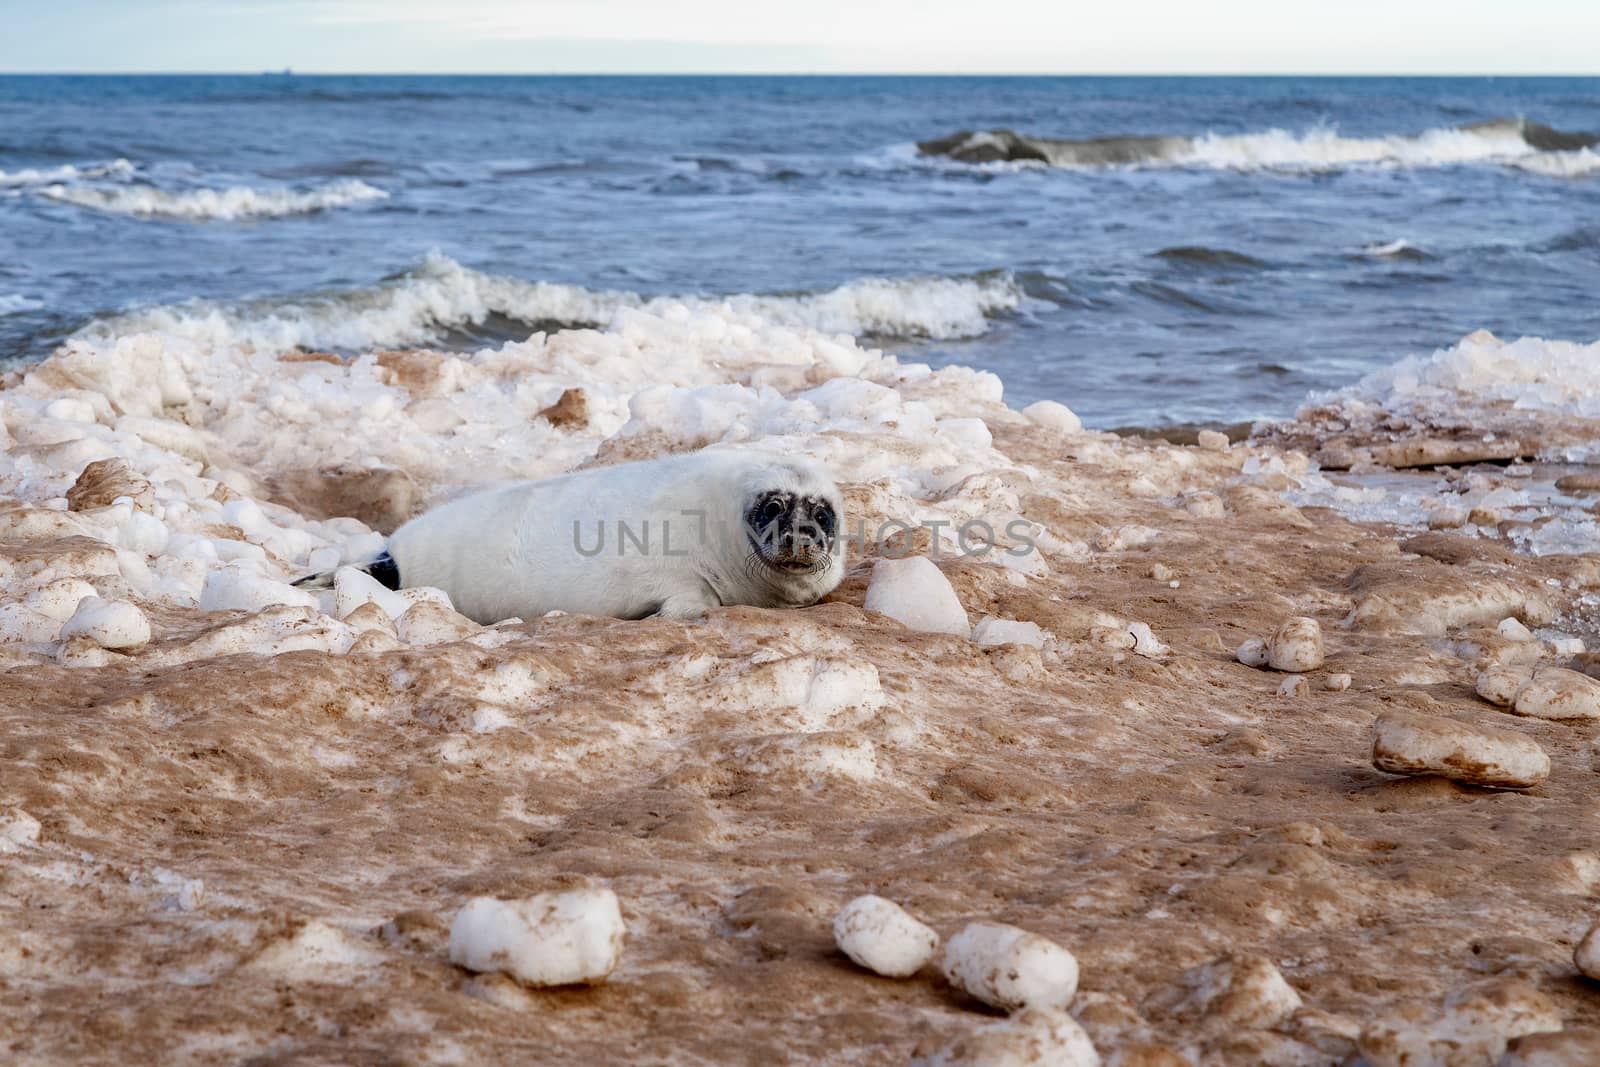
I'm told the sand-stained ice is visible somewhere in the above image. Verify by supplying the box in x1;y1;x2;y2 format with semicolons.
58;596;150;649
1510;667;1600;721
1371;709;1550;789
6;299;1600;1062
1266;616;1324;672
1575;921;1600;981
941;922;1079;1012
911;1009;1101;1067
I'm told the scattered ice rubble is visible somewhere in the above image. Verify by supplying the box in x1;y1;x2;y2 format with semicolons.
830;895;1096;1065
1339;331;1600;422
1234;616;1324;673
228;873;1600;1065
0;299;1089;666
821;890;1600;1066
1275;332;1600;557
9;303;1600;1059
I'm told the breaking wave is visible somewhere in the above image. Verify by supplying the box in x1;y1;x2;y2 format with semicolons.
918;118;1600;175
1360;239;1431;261
1507;148;1600;178
0;294;43;316
40;177;389;221
0;159;136;188
73;252;1023;352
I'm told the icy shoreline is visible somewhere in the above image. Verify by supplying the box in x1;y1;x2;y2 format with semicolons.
5;310;1600;1063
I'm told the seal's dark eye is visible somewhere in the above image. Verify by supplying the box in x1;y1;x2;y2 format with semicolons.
760;498;785;525
812;504;836;537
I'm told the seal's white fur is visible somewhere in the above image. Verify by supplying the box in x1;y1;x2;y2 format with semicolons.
388;449;845;623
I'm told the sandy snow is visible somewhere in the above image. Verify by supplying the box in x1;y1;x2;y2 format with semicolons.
3;308;1600;1062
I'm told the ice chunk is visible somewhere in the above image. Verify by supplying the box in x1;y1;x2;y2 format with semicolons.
24;578;99;622
246;920;386;978
863;557;970;636
0;603;65;645
449;890;625;987
910;1009;1100;1067
199;564;320;614
59;597;151;650
1497;617;1535;642
1021;400;1082;435
1277;675;1309;699
1359;979;1561;1067
1267;616;1325;672
396;601;481;646
833;895;939;978
1512;667;1600;721
1236;637;1269;667
941;921;1079;1012
1371;709;1548;789
1128;621;1169;657
1476;666;1533;708
1576;921;1600;980
1163;953;1302;1029
334;565;411;621
973;617;1048;649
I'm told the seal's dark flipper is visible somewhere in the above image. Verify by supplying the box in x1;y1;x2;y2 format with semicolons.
367;552;401;591
290;551;401;591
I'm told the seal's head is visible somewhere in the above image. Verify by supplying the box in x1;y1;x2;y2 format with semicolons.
738;458;845;595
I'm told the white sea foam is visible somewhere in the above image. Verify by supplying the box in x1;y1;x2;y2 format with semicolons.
1361;239;1424;258
0;159;135;188
928;120;1599;176
1508;148;1600;178
717;273;1019;338
0;294;43;316
40;178;388;221
1179;123;1538;171
75;252;1020;352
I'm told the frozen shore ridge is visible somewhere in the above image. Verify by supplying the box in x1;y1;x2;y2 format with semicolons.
5;306;1600;1064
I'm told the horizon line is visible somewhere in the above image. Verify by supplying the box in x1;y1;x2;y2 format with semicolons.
4;70;1599;78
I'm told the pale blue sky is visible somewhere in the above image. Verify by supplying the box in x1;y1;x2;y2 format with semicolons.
2;0;1597;74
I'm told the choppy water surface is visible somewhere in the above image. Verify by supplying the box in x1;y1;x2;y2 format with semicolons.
2;75;1597;426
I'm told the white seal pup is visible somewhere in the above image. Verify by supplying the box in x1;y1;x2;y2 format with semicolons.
299;449;845;623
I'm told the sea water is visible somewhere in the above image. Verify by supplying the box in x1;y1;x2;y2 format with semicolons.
1;75;1596;427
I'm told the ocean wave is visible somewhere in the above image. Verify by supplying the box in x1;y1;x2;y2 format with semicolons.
1153;246;1267;269
73;252;1022;353
1508;147;1600;178
39;177;389;221
1360;239;1431;260
0;294;43;316
0;159;135;188
918;118;1600;175
1539;227;1600;253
